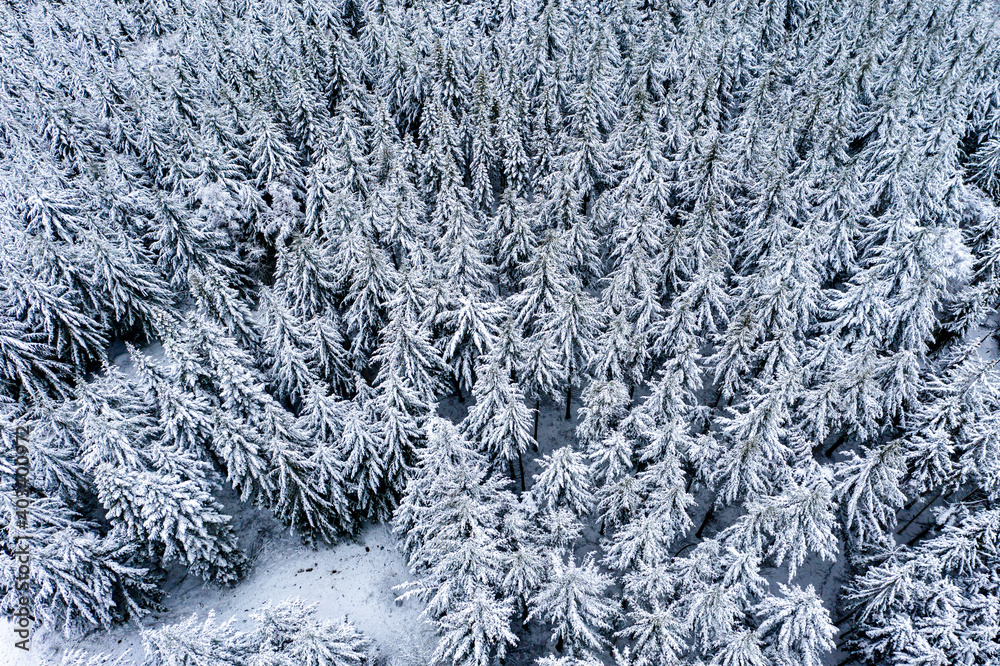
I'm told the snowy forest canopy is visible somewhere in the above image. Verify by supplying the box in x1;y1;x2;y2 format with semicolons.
3;0;1000;664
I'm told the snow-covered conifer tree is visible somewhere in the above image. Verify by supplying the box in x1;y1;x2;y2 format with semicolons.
438;291;504;398
129;346;213;455
260;288;319;404
513;230;573;335
520;332;568;440
433;587;518;666
344;236;399;365
339;386;387;521
252;598;375;665
309;312;354;393
274;235;339;318
492;190;537;283
529;552;617;655
540;282;602;419
533;445;595;516
5;0;1000;659
756;584;836;666
576;379;630;451
616;601;685;666
95;465;246;585
141;611;248;666
396;419;513;620
463;359;534;484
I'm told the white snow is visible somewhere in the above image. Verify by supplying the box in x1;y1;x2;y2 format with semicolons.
35;522;435;665
14;341;435;665
0;620;41;666
31;349;870;665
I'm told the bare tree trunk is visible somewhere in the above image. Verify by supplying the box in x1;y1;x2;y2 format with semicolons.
897;488;943;534
825;431;849;458
904;489;976;548
907;521;937;546
533;399;540;451
837;625;858;647
833;607;858;626
565;385;572;420
902;492;924;512
517;450;526;492
696;499;716;539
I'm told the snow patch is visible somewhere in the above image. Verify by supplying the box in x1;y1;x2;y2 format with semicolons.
35;524;435;665
0;620;41;666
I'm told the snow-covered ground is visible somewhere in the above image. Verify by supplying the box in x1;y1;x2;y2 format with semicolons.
1;622;41;666
34;521;435;665
20;344;437;666
24;350;872;666
31;346;438;664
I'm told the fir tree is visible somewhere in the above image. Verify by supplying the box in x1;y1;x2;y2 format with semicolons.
340;384;387;522
616;601;685;666
396;420;513;620
463;359;534;485
541;282;602;419
260;288;320;405
533;446;595;516
252;598;376;666
529;552;617;655
432;587;518;666
756;584;836;666
344;236;398;365
141;611;248;666
4;0;1000;658
309;312;354;394
95;464;246;585
576;379;630;452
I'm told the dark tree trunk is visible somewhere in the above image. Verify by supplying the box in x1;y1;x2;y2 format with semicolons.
565;385;572;420
834;607;858;626
902;492;923;512
907;521;937;546
517;450;526;492
533;399;540;450
899;469;914;491
897;488;943;534
837;625;858;647
825;431;849;458
696;501;716;539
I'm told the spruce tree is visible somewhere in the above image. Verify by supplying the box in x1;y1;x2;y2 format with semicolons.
529;552;617;655
533;445;595;517
463;359;534;485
